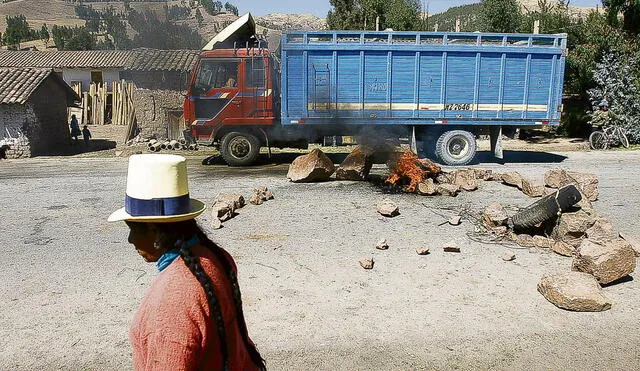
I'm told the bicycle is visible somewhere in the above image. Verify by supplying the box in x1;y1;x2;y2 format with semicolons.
589;125;630;150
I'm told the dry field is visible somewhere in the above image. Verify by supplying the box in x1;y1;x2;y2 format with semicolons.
0;0;83;32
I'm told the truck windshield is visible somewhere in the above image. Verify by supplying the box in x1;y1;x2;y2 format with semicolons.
193;60;239;94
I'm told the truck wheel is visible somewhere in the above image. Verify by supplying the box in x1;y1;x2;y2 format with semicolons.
220;132;261;166
435;130;476;166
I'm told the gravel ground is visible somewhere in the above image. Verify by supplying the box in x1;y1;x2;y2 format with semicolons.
1;149;639;370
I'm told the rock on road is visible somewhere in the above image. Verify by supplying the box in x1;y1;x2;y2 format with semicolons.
1;150;639;370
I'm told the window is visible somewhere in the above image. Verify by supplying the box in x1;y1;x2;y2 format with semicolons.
245;58;265;88
194;60;239;94
91;70;103;84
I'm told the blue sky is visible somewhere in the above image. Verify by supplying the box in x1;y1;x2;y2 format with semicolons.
238;0;604;17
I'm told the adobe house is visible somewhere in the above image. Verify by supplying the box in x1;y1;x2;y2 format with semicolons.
0;49;200;140
0;50;133;92
121;49;199;140
0;67;80;159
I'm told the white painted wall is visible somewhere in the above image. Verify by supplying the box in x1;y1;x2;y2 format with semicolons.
61;68;122;92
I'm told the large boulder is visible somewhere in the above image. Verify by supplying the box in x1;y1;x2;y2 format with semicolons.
335;146;373;181
572;238;637;285
501;171;523;188
471;168;493;180
544;169;599;201
538;271;612;312
551;209;598;248
482;202;508;229
521;178;545;198
287;149;335;182
417;178;437;195
585;218;618;245
552;240;576;257
436;183;460;197
449;169;478;191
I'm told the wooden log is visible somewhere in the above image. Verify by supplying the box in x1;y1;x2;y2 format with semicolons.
82;92;89;126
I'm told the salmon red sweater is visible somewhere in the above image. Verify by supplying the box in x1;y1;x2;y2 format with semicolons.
130;245;262;370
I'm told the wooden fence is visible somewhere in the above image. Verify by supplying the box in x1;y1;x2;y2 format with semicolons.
70;80;138;142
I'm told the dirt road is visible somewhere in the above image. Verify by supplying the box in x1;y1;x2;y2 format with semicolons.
1;149;639;370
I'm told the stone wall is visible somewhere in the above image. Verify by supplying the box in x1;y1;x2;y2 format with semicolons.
0;104;36;159
0;76;72;159
133;88;184;140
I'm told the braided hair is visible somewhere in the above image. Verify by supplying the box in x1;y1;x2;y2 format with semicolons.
153;220;266;370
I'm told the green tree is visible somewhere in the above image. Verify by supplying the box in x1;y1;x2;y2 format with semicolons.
327;0;421;30
4;14;34;48
480;0;521;32
327;0;363;30
65;27;96;50
588;51;640;142
224;2;238;16
195;8;204;27
385;0;420;30
603;0;640;35
39;24;50;47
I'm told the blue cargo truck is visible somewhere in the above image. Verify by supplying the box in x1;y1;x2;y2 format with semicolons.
186;27;567;166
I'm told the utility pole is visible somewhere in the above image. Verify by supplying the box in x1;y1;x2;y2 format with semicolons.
376;16;380;31
533;19;540;34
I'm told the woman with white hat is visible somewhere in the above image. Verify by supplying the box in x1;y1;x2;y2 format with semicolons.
109;154;265;370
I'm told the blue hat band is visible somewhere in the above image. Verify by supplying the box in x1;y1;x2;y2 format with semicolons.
125;194;191;217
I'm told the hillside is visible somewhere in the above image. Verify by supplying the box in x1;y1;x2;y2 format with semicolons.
427;3;482;32
0;0;326;50
0;0;84;31
255;13;326;31
426;0;600;33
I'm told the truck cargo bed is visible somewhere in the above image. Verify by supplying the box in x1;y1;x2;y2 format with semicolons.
281;31;566;127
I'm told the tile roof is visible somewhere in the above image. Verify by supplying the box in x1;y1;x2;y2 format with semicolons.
127;49;199;72
0;67;79;104
0;49;199;72
0;50;134;69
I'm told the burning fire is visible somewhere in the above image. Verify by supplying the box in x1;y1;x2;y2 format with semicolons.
386;151;441;192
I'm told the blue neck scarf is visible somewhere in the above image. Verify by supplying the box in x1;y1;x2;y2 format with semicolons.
156;235;200;272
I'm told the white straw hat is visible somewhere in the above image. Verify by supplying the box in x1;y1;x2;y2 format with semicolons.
108;154;206;223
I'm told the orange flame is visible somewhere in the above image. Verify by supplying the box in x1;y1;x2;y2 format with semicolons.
386;152;441;192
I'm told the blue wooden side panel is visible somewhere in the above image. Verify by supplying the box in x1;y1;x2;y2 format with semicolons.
284;51;304;117
477;53;501;119
307;51;333;117
503;54;528;119
390;52;416;118
363;51;389;118
527;55;553;119
336;52;361;118
445;52;476;119
280;31;566;126
418;52;443;118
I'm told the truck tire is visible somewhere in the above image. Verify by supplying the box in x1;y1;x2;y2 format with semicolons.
435;130;476;166
220;132;261;166
511;185;582;231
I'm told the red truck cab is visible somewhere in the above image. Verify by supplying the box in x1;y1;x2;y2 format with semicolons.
184;48;279;165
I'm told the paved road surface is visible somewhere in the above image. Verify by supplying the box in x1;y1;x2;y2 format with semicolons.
1;149;639;370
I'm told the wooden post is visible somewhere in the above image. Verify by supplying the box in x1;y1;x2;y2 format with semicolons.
376;16;380;31
533;20;540;34
455;18;461;32
434;22;438;32
82;92;89;125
